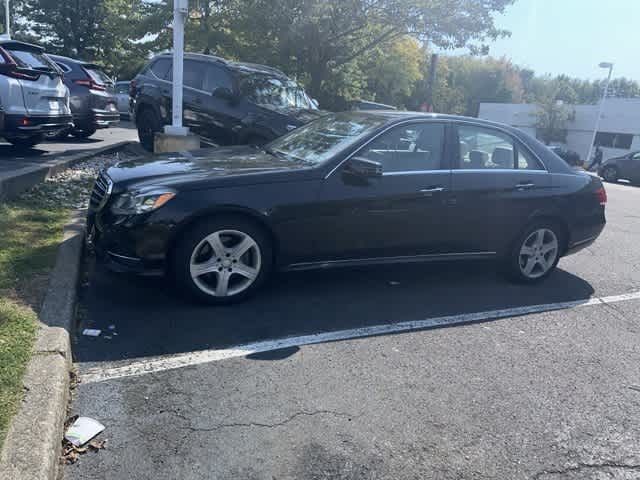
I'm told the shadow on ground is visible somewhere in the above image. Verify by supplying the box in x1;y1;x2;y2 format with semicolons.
73;258;594;364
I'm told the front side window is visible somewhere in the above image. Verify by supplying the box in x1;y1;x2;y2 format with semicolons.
266;112;387;166
356;123;445;173
239;74;314;110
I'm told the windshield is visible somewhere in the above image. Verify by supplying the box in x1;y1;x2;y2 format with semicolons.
265;112;387;166
240;74;315;110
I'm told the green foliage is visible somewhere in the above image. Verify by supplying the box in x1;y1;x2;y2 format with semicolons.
535;98;572;145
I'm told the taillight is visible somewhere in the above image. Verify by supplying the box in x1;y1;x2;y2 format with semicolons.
595;186;607;206
74;78;107;91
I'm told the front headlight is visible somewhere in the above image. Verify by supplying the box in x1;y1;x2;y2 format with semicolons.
111;188;176;215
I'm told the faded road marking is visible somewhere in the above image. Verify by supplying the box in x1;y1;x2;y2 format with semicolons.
82;290;640;384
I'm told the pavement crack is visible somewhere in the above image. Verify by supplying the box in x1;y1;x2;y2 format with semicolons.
183;410;355;433
533;461;640;479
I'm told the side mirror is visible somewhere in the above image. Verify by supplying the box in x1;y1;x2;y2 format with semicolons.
344;156;383;178
212;86;235;101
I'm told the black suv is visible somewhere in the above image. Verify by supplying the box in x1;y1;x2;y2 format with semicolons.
48;55;120;138
130;53;323;150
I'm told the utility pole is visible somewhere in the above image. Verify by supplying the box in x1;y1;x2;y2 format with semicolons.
586;62;613;164
165;0;189;136
4;0;10;38
425;54;438;112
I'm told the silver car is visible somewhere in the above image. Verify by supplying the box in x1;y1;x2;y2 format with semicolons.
114;81;131;119
0;39;72;148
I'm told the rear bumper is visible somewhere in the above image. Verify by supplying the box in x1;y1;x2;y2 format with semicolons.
565;217;606;256
3;113;73;136
74;109;120;130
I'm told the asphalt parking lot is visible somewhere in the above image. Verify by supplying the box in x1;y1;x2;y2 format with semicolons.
66;182;640;479
0;122;138;174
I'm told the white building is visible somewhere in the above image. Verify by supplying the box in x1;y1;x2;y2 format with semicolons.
478;98;640;162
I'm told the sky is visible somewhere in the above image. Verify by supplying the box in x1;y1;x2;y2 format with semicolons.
466;0;640;81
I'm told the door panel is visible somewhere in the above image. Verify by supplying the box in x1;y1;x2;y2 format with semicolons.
450;123;552;253
311;122;453;261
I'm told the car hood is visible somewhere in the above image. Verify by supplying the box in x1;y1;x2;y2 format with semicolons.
106;145;315;190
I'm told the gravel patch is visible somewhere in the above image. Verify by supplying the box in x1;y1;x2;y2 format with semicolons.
17;152;138;210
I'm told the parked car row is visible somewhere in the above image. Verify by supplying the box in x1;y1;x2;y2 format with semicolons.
0;39;119;149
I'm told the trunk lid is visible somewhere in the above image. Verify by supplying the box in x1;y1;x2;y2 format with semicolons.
4;45;69;115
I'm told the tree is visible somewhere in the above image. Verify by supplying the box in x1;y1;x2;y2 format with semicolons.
535;97;572;145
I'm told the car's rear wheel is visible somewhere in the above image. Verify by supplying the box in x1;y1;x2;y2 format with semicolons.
71;127;97;139
172;217;273;304
506;222;563;283
137;107;162;152
602;165;618;183
6;135;44;149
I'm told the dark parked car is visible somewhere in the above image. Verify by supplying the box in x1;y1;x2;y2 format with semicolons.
48;54;119;138
598;151;640;184
130;52;323;151
87;112;606;304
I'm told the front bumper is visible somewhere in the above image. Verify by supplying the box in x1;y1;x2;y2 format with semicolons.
3;113;73;136
86;210;170;276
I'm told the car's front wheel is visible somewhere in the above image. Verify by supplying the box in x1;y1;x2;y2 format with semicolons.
506;223;563;283
136;107;162;152
172;217;273;304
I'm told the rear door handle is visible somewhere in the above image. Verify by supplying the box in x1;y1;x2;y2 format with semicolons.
419;186;445;195
515;182;535;190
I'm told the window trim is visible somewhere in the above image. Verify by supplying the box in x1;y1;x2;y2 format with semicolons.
326;120;450;179
453;121;547;172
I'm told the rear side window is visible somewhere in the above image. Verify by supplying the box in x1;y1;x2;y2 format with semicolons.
6;48;57;70
184;60;204;90
203;64;233;92
150;58;171;80
457;125;544;171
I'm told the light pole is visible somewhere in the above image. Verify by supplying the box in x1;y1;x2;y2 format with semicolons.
165;0;189;136
4;0;9;38
586;62;613;164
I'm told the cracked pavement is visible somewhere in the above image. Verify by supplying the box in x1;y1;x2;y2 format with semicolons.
65;182;640;479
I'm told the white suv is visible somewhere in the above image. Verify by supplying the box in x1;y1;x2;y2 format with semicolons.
0;39;72;148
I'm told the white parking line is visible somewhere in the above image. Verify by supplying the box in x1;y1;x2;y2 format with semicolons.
81;290;640;384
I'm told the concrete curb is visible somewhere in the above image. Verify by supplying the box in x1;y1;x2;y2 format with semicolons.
0;211;86;480
0;140;133;201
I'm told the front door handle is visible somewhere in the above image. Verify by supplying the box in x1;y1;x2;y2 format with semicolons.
515;182;535;190
420;187;445;193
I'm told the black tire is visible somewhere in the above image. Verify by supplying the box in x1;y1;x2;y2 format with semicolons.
6;135;44;149
172;216;273;304
71;127;97;139
505;221;565;284
136;107;162;151
601;165;618;183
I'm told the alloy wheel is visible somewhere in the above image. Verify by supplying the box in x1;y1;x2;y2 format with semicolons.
189;229;262;297
518;228;559;279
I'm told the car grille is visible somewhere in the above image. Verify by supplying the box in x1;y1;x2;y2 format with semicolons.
90;172;113;211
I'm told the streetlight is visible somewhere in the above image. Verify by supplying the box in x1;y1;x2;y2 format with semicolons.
165;0;189;136
586;62;614;164
4;0;9;38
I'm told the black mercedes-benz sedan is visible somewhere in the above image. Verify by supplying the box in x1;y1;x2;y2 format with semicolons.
87;111;607;304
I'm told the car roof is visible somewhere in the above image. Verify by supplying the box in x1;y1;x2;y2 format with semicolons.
153;52;288;78
47;54;101;68
0;40;44;53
